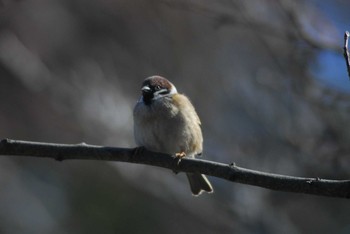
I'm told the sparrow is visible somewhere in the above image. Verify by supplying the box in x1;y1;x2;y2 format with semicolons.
133;75;213;196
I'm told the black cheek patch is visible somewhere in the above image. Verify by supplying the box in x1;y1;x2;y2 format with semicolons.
143;92;153;105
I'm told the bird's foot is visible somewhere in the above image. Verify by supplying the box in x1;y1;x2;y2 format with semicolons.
172;151;186;174
175;151;186;159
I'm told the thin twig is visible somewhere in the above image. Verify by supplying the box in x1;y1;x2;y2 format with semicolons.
343;31;350;79
0;138;349;199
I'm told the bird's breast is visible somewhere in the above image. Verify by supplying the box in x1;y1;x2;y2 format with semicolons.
133;96;202;156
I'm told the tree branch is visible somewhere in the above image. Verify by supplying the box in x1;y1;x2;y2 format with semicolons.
0;138;349;199
344;31;350;79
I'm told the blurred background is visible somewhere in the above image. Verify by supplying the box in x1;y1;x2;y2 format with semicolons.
0;0;350;233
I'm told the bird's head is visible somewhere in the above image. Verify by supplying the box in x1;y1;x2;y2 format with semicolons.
140;76;177;105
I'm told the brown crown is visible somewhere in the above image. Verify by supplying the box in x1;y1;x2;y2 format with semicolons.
142;76;173;91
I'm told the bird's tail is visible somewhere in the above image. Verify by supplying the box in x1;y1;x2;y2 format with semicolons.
186;173;213;196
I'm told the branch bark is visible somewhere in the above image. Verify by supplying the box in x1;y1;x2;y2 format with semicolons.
344;31;350;79
0;138;349;199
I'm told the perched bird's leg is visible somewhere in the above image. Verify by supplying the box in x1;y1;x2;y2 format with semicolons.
172;151;186;174
175;151;186;159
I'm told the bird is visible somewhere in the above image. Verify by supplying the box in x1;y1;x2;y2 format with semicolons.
133;75;213;196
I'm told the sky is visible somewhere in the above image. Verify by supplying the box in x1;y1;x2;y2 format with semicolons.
310;1;350;92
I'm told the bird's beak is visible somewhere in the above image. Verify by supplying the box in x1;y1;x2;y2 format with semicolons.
141;86;151;92
141;86;153;105
141;86;152;95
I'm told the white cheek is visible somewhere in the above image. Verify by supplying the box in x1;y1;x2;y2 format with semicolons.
169;86;177;95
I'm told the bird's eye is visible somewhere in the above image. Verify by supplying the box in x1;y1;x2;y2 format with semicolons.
155;85;161;90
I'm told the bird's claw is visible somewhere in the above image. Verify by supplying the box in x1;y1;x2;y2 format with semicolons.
172;151;186;174
175;151;186;165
